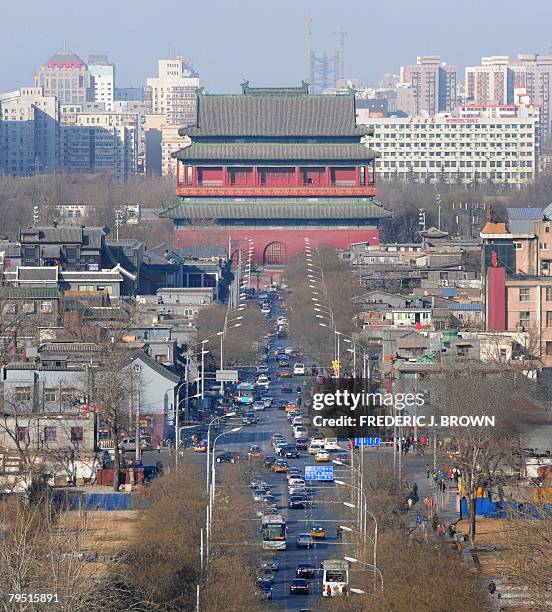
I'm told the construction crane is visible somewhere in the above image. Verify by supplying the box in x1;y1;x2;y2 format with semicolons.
333;27;348;82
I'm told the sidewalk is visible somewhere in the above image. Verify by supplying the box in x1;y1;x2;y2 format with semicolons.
402;454;459;539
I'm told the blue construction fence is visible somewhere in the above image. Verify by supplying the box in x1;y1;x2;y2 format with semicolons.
53;490;149;511
459;497;552;519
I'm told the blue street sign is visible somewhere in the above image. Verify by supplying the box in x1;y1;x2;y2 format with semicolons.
354;436;381;448
305;465;334;481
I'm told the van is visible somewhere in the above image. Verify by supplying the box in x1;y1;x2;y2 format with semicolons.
293;363;305;376
308;439;325;454
324;438;341;451
292;416;303;427
294;425;308;439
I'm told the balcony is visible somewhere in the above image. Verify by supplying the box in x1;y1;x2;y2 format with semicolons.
176;185;377;198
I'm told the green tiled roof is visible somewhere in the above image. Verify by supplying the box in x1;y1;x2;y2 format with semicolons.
160;200;392;220
173;143;378;162
1;287;60;299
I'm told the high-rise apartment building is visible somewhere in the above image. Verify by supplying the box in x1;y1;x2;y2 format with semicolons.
88;55;114;111
400;55;457;115
34;50;91;105
466;54;552;139
465;57;514;105
145;57;200;126
0;87;59;175
61;110;138;179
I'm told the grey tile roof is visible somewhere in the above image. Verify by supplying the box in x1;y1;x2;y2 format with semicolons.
131;349;181;383
174;143;378;162
160;200;392;220
40;342;101;353
180;95;371;137
17;267;58;281
1;287;60;299
21;226;106;248
506;207;543;221
61;271;123;282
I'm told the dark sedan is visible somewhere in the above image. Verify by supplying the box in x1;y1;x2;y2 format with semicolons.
290;579;309;594
215;451;240;463
282;446;300;459
288;495;306;509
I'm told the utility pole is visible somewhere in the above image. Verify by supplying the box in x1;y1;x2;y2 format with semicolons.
135;390;141;463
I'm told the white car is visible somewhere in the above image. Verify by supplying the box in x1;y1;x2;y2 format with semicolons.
288;477;305;488
253;401;265;411
294;426;308;439
256;374;270;388
293;363;305;375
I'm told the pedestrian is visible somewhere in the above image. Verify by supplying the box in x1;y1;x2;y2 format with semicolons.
336;525;342;540
426;463;431;479
407;497;413;511
432;515;438;531
413;483;418;495
156;441;161;455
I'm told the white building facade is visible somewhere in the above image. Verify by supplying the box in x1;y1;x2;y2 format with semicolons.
362;108;538;185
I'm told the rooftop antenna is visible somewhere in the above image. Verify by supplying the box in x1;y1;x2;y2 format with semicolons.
306;16;315;85
333;27;348;81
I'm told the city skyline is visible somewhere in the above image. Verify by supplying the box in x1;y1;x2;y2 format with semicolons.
2;0;552;94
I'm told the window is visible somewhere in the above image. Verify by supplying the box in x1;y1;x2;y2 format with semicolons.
547;287;552;301
40;301;53;313
15;386;32;402
514;242;523;250
519;311;531;326
540;242;548;250
60;388;76;403
519;287;530;302
44;389;56;402
44;426;57;442
70;427;83;443
546;341;552;356
17;427;30;443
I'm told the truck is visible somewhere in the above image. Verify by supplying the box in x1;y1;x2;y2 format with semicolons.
322;559;349;596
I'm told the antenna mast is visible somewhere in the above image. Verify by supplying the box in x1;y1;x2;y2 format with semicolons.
333;27;348;82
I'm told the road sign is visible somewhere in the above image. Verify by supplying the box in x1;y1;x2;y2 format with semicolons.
216;369;239;382
354;436;381;448
305;465;334;482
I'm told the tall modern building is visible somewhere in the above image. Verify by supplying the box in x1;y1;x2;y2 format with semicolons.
145;57;200;126
0;87;59;175
34;49;91;105
161;82;391;265
400;55;457;116
88;55;114;111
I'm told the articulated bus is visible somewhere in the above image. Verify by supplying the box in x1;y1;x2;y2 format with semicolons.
261;513;287;550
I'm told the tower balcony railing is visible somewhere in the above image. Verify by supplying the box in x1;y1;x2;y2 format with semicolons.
175;185;377;198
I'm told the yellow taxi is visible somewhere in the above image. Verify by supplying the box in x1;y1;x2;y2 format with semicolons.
273;460;290;473
285;403;298;412
278;369;293;378
248;445;262;459
309;525;326;539
193;440;208;453
315;450;330;463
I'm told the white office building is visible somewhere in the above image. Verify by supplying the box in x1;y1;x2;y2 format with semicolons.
362;106;538;185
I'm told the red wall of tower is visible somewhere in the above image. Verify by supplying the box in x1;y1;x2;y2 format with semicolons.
173;227;380;264
486;266;506;331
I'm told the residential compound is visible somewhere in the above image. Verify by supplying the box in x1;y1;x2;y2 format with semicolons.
362;102;539;185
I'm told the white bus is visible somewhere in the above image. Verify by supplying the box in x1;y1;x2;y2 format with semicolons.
261;513;287;550
322;559;349;596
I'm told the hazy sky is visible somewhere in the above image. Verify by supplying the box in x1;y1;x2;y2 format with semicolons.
2;0;552;93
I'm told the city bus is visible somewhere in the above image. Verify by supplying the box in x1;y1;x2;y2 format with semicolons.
236;382;255;405
261;513;287;550
322;559;349;596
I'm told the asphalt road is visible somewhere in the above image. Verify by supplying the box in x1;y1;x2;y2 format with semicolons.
206;299;353;610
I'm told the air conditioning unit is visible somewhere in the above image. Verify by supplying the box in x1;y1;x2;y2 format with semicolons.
133;364;142;372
